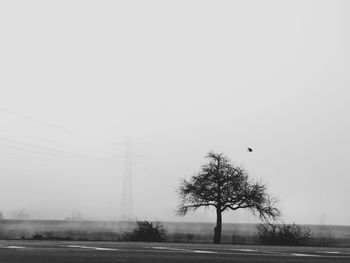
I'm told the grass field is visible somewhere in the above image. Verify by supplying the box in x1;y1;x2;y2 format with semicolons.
1;220;350;246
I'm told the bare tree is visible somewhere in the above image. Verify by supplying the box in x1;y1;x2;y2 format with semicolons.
177;152;280;244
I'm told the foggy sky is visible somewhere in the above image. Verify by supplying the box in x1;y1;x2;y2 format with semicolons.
0;1;349;225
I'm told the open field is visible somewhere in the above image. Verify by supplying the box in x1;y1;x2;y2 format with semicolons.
1;220;350;246
1;240;350;263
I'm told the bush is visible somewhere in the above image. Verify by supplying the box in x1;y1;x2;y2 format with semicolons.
123;221;167;242
256;223;313;246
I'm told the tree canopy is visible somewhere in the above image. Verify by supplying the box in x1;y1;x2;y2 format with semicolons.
177;151;280;243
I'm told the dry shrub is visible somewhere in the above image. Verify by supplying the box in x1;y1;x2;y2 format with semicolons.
123;221;167;242
256;223;313;246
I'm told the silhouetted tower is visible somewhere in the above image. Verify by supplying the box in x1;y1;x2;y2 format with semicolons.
113;139;145;221
119;140;134;221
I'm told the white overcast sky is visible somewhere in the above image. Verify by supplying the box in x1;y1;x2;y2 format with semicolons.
0;0;349;225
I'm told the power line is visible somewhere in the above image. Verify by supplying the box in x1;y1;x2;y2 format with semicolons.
0;107;131;164
0;148;114;164
0;144;115;164
0;106;120;150
0;106;80;136
0;136;65;155
0;136;113;163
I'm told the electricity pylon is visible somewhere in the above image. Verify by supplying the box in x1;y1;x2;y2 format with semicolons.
112;139;145;222
120;139;134;221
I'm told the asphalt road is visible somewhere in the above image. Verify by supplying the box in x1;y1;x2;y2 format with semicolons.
1;240;350;263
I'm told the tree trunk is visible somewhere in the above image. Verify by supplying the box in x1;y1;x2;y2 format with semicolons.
213;207;222;244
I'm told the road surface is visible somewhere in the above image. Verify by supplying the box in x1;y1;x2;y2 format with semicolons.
1;240;350;262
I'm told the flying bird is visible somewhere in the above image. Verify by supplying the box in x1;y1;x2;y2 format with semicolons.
247;148;253;152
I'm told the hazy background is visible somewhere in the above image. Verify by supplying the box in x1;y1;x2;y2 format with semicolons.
0;0;349;225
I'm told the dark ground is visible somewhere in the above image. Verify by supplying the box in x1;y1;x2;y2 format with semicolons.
1;240;350;263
